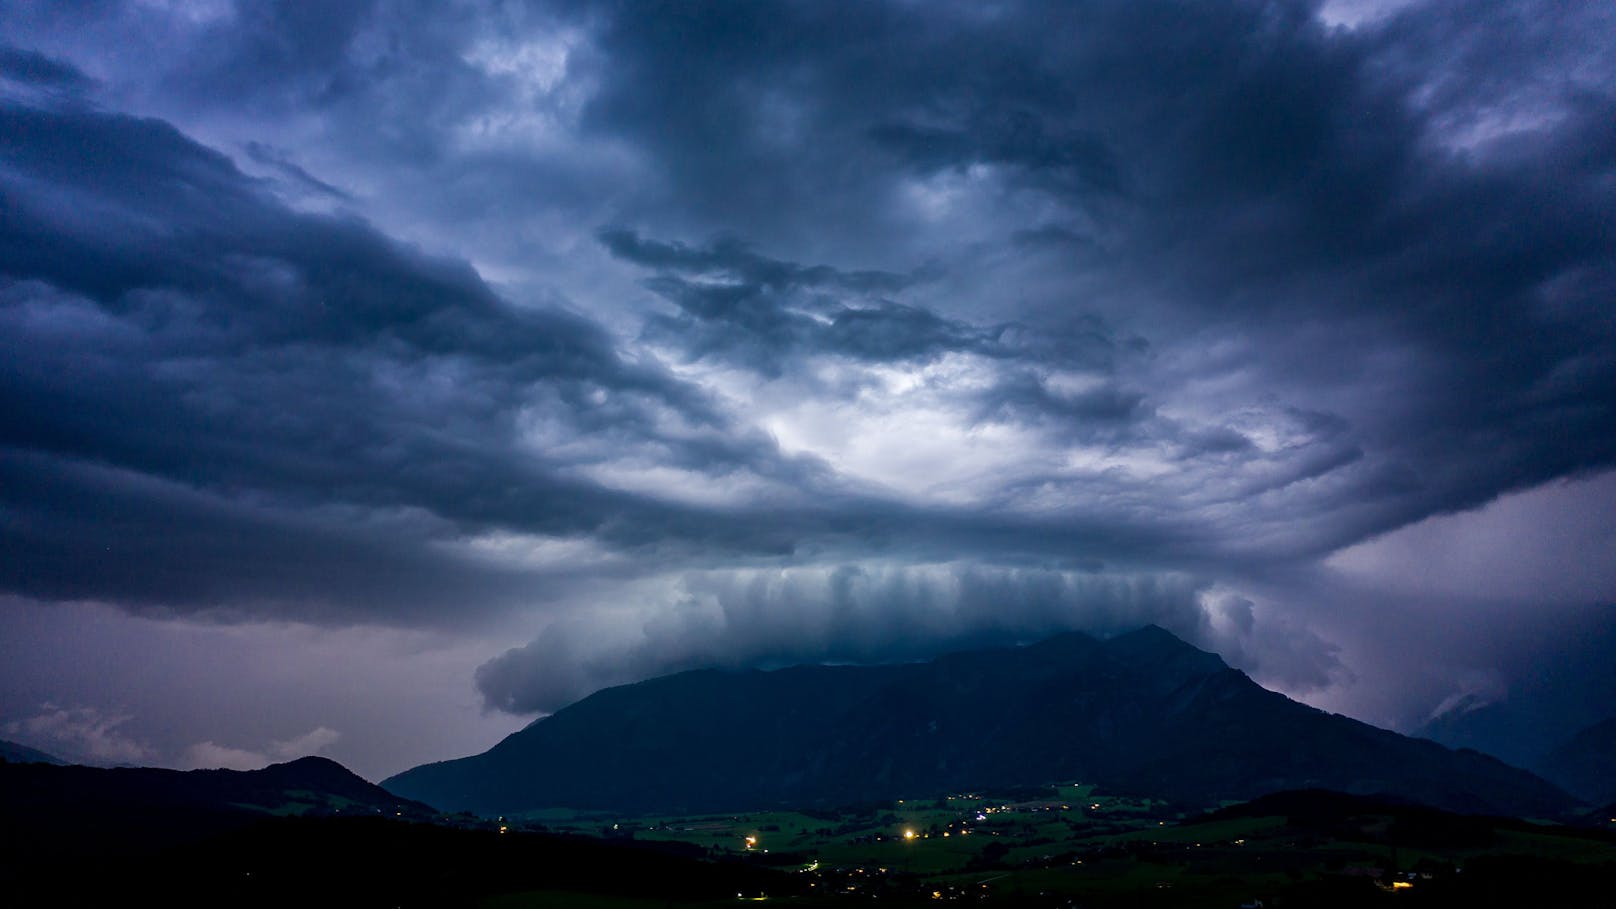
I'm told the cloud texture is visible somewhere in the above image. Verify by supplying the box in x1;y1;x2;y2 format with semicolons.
1;0;1613;773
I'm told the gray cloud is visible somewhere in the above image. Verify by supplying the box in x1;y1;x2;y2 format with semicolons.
0;94;844;618
0;42;94;93
475;563;1351;715
181;725;341;772
1;704;154;766
603;227;996;373
1;0;1613;763
242;141;354;201
870;107;1126;199
477;564;1201;713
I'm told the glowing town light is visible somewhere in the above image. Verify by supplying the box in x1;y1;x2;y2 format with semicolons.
904;829;917;840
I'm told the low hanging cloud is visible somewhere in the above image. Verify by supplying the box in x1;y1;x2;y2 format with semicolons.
475;564;1204;714
3;700;341;771
474;563;1345;715
181;726;341;772
2;704;155;766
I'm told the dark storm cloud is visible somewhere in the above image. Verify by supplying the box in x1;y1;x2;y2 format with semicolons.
602;227;998;372
1;0;1613;740
0;42;93;92
474;564;1221;714
243;141;354;201
972;371;1147;435
870;109;1126;198
0;447;518;624
0;81;1203;622
473;0;1614;712
0;92;859;618
603;227;1154;441
598;229;911;295
569;0;1615;547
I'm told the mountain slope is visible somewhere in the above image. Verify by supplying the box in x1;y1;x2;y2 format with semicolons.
385;627;1572;817
0;738;66;765
1539;716;1616;805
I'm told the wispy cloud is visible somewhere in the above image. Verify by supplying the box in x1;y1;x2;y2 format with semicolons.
182;726;341;771
3;704;155;766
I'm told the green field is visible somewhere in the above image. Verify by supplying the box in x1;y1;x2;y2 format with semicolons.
472;784;1616;907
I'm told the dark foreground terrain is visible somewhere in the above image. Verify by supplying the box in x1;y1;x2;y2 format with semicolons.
483;783;1616;908
5;757;1614;907
0;758;787;908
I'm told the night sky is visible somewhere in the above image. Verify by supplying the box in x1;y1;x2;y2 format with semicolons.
2;0;1613;781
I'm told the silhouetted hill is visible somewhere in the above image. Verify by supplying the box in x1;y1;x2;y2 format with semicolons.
0;738;65;765
1539;716;1616;805
386;626;1574;817
0;755;435;862
4;811;792;908
1;756;796;907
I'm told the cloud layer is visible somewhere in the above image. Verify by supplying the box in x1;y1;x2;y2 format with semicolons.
1;0;1613;768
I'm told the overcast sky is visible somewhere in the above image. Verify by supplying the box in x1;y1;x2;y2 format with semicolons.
1;0;1613;781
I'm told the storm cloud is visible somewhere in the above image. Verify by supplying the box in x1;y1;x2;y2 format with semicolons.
1;0;1612;775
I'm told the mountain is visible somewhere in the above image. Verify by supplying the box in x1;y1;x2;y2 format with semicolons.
0;755;436;861
1538;716;1616;805
1413;696;1597;772
1414;697;1533;765
385;626;1573;818
0;738;66;765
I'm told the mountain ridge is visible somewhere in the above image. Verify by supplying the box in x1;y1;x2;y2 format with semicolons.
1539;715;1616;805
0;738;66;766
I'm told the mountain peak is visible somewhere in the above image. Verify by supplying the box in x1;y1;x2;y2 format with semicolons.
1109;623;1188;648
243;754;403;798
1103;624;1229;674
266;754;352;775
